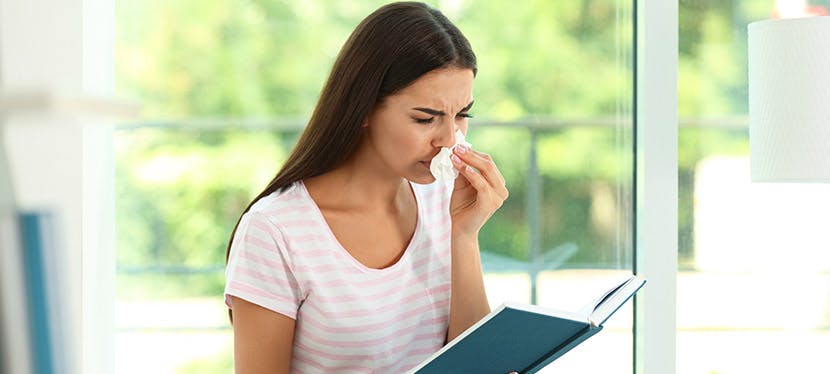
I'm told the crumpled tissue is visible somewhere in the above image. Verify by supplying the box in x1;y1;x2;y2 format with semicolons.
430;129;471;180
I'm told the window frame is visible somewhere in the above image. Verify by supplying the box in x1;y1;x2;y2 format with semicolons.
85;0;681;372
633;1;678;373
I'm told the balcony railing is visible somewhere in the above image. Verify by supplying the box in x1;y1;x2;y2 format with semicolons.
114;116;748;331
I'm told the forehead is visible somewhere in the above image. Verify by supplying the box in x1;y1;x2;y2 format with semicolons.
390;67;474;108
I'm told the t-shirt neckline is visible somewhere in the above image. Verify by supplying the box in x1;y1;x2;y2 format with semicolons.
297;180;422;273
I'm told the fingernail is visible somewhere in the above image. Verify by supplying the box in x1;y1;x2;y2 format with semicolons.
455;144;469;154
451;154;461;164
466;165;475;173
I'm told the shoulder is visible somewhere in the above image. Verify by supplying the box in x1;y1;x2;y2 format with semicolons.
247;182;309;223
235;182;315;242
231;182;319;260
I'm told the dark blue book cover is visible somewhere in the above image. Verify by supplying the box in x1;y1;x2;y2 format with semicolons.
408;275;645;374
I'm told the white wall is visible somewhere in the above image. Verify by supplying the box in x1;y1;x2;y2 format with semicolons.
0;0;117;373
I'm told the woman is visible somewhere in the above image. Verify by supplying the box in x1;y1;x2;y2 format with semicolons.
224;2;509;372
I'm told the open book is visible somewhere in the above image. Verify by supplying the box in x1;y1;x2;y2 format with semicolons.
406;274;646;374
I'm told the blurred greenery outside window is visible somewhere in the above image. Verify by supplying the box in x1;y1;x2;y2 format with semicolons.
115;1;635;372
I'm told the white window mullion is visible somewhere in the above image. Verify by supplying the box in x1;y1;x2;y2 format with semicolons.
634;0;678;373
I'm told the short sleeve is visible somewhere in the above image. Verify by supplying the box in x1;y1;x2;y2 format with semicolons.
224;211;303;319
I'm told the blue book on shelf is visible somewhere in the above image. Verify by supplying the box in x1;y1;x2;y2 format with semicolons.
407;274;646;374
19;211;60;374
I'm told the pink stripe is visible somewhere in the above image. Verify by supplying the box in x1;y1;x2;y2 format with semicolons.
279;219;320;227
309;263;449;305
381;346;443;372
313;252;447;289
226;280;297;306
313;265;449;303
293;263;362;274
413;330;446;342
435;212;452;228
305;294;449;320
294;341;375;361
301;319;433;348
239;235;278;255
270;204;312;215
313;268;400;288
315;264;449;313
410;228;451;251
292;353;374;372
420;184;445;201
374;345;444;373
421;207;449;222
294;328;445;362
428;282;452;295
247;217;276;235
288;233;330;244
440;190;450;202
234;266;297;289
396;300;449;321
409;237;448;263
237;250;281;269
436;228;451;243
300;309;446;335
263;191;304;204
295;247;338;258
409;254;432;269
407;346;442;357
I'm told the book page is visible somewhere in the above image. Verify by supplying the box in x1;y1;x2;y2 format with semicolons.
588;275;646;327
576;273;635;317
538;269;633;316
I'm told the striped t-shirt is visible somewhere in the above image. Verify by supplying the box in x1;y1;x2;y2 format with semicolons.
224;179;453;373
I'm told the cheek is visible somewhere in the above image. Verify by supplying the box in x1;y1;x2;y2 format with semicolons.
373;120;420;154
388;127;424;153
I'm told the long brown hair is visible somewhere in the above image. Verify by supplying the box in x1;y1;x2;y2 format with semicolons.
226;1;476;321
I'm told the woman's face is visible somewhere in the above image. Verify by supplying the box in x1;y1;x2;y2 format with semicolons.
363;67;475;184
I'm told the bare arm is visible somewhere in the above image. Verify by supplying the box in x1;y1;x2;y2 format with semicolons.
446;145;509;342
446;232;491;342
230;296;296;373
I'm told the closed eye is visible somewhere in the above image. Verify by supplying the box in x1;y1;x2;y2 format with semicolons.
414;117;435;124
457;112;473;119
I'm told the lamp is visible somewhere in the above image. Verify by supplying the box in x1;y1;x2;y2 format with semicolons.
748;16;830;182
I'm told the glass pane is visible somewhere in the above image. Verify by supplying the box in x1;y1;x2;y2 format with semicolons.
679;1;830;372
115;1;634;372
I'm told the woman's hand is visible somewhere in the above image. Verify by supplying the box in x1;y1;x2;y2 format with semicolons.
449;143;509;237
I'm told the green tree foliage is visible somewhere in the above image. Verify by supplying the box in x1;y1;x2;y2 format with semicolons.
114;0;638;300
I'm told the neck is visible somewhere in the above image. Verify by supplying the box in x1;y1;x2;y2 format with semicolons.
305;152;411;213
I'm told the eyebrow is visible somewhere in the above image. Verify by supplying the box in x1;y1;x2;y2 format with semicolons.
412;100;474;116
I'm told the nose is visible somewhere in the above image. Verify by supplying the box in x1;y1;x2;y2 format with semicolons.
432;116;457;148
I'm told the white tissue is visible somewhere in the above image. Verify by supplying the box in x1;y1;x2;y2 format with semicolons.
430;129;471;180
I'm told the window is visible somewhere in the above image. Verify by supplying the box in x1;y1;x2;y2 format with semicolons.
678;1;830;372
115;1;634;372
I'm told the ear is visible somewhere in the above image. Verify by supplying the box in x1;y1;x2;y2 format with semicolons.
362;106;378;128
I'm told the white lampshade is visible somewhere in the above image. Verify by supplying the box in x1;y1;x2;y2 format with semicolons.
748;16;830;182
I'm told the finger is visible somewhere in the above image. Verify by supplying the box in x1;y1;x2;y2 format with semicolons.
470;150;507;187
452;155;489;192
454;149;508;203
454;147;506;188
468;150;509;200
